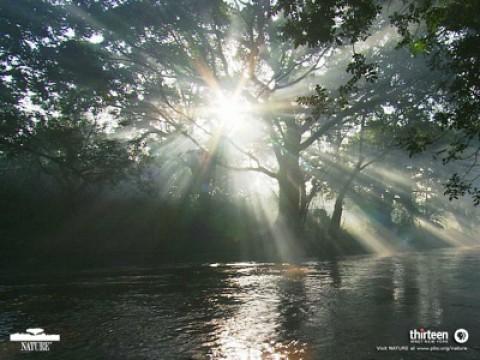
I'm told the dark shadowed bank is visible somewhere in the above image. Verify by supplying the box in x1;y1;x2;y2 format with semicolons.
0;172;461;271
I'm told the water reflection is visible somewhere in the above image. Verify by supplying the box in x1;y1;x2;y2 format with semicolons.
0;247;479;359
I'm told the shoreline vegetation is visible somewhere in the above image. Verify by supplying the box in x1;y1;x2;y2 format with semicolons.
1;179;469;271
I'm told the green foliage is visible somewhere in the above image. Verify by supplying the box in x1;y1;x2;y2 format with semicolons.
445;173;480;206
276;0;381;47
399;123;437;156
409;39;428;55
391;0;480;204
338;52;378;104
1;0;478;262
297;85;331;117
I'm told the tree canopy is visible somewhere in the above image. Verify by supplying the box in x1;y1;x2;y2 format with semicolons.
1;0;479;262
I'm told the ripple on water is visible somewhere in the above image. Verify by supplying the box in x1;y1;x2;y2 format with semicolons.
0;247;479;359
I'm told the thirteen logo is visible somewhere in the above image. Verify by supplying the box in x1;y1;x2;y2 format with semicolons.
454;329;469;344
9;328;60;352
409;328;448;344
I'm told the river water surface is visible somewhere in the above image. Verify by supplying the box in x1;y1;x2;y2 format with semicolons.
0;247;479;359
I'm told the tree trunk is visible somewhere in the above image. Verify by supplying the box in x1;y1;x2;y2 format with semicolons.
275;122;306;238
277;160;305;236
329;168;360;234
330;192;345;233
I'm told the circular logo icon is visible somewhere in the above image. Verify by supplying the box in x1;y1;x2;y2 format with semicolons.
454;329;469;344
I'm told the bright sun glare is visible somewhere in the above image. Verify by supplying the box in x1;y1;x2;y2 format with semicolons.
211;93;252;133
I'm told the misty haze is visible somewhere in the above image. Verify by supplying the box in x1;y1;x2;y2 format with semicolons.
0;0;479;359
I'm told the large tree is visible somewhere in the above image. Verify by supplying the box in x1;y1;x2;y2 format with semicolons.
1;0;382;235
3;0;432;239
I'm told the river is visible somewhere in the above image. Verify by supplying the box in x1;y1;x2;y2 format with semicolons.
0;247;479;359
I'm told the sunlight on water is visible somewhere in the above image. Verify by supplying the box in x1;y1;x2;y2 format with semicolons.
0;247;479;359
